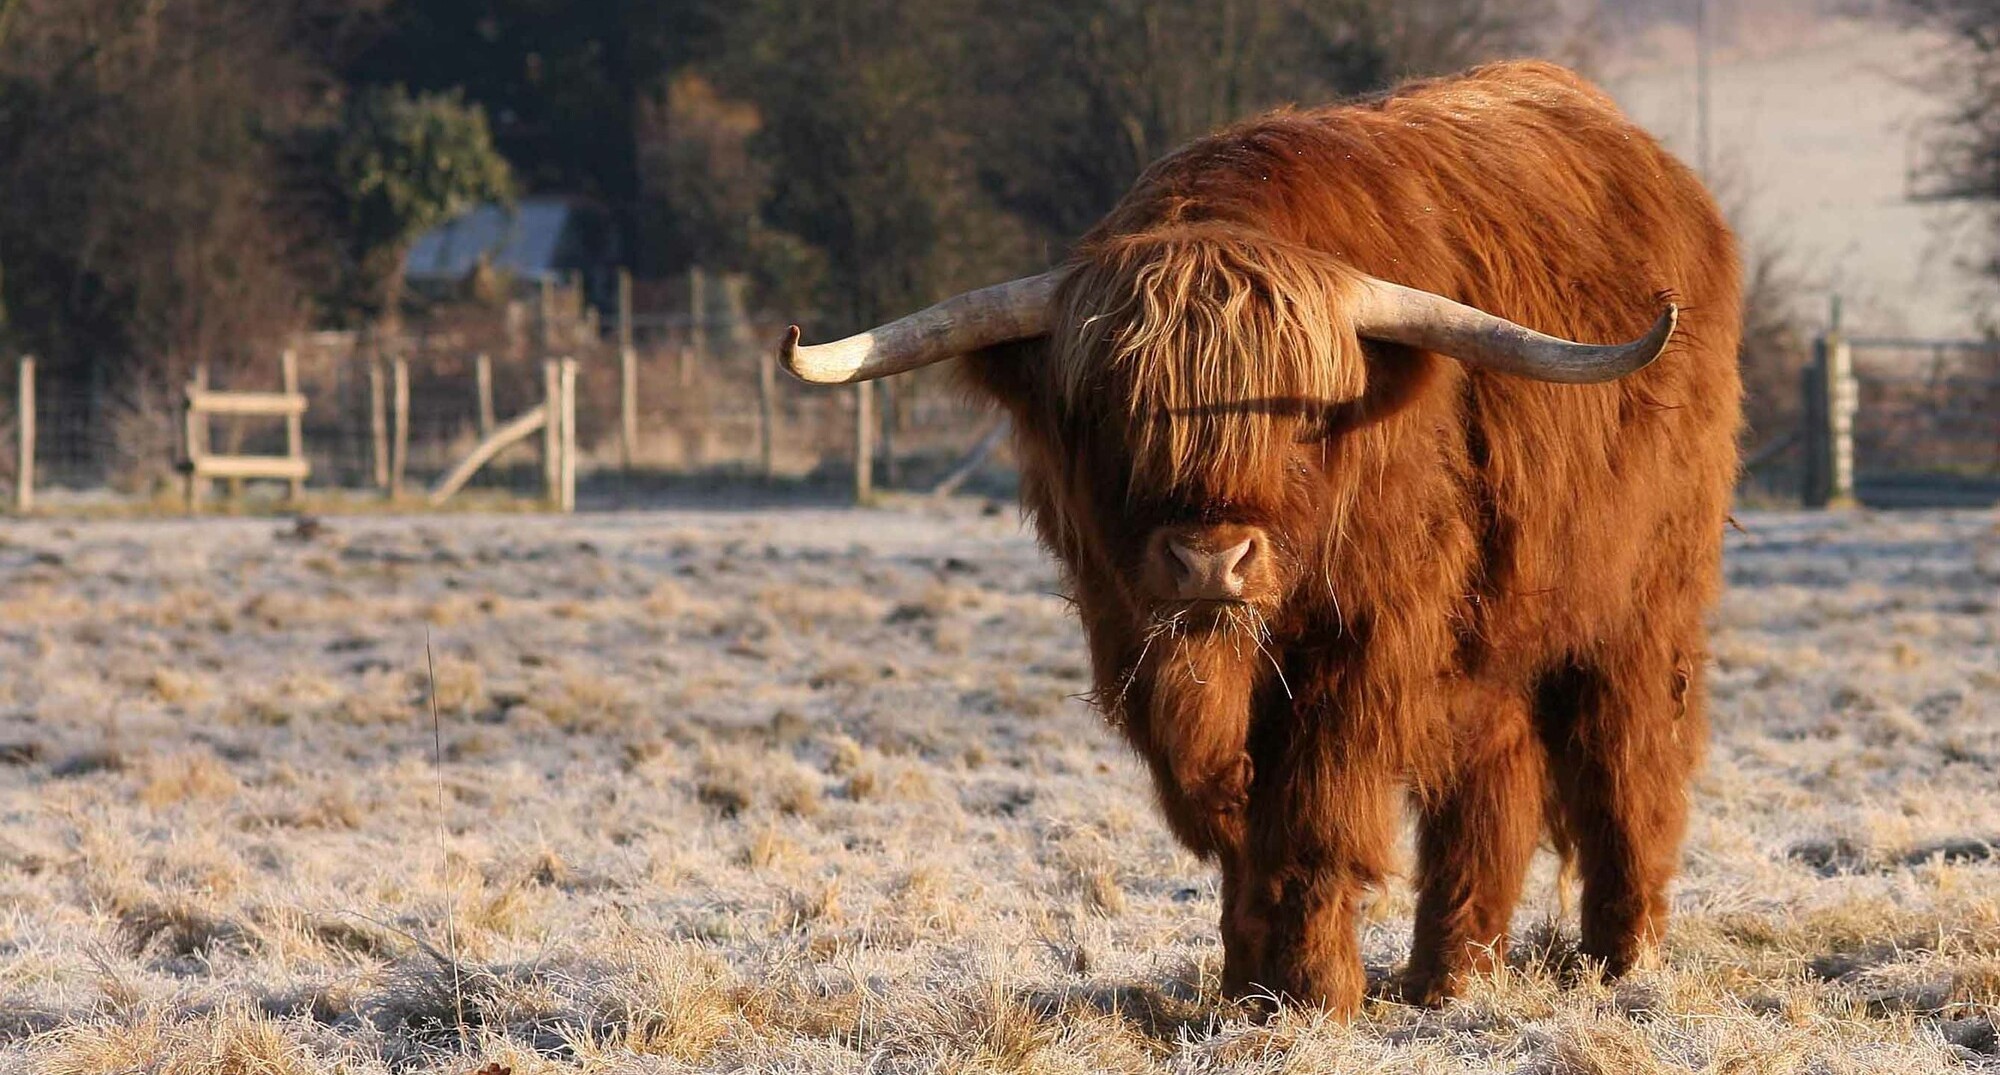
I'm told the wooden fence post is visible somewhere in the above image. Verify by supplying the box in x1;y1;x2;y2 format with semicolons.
618;267;637;470
758;350;778;480
184;377;201;512
537;276;555;351
390;356;410;500
1802;338;1828;507
369;360;389;490
687;266;706;389
1831;336;1855;505
281;349;304;502
854;381;874;504
183;365;211;508
475;353;495;439
620;345;638;471
197;364;223;502
14;356;33;514
559;357;578;513
191;365;210;461
542;359;561;507
1802;296;1856;508
879;377;899;488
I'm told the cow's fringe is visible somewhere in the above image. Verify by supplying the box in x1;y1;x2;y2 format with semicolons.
1050;225;1370;492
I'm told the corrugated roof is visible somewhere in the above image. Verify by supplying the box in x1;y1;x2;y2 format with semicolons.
404;197;573;282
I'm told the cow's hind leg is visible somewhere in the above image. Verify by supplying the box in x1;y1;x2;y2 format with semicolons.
1540;638;1704;978
1404;688;1545;1005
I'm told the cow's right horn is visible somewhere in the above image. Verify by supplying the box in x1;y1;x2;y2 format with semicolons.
1352;274;1677;384
780;271;1062;384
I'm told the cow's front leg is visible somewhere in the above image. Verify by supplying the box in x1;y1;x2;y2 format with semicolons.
1128;642;1264;996
1240;725;1397;1017
1142;753;1264;1000
1218;846;1267;997
1142;746;1265;1002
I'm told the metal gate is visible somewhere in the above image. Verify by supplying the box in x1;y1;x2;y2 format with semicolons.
1756;317;2000;509
1847;336;2000;506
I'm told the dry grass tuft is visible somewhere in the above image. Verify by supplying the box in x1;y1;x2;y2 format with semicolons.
34;1007;328;1075
137;752;242;808
756;584;889;632
783;877;844;931
147;667;210;706
1080;866;1128;918
464;880;551;940
427;655;488;715
537;670;633;733
1951;960;2000;1005
742;825;801;871
577;942;743;1064
772;767;824;818
695;756;755;818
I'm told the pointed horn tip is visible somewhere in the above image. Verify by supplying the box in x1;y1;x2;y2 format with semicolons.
1644;302;1680;360
1590;302;1678;382
775;324;828;383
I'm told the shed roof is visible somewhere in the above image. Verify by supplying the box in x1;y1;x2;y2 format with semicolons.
404;198;574;283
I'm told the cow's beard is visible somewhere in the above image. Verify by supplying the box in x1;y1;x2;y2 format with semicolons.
1130;601;1288;705
1122;606;1283;858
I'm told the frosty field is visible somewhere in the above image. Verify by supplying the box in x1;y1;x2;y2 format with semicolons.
0;502;1995;1073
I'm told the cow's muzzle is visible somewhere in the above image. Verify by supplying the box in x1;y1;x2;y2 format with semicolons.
1145;524;1272;604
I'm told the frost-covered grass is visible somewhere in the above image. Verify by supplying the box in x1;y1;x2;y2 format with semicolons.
0;503;1995;1073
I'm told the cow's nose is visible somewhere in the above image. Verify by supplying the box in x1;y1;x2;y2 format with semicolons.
1165;535;1256;601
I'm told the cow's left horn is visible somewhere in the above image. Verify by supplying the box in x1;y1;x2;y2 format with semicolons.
780;271;1062;384
1352;275;1677;384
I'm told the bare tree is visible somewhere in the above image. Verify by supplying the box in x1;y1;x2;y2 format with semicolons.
966;0;1556;254
1689;151;1820;459
0;4;321;366
0;0;327;482
1899;0;2000;276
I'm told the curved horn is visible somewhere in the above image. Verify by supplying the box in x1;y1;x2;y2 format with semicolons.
1352;275;1677;384
780;271;1061;384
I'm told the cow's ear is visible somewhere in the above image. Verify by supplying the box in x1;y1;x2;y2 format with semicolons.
1296;341;1447;442
957;336;1051;416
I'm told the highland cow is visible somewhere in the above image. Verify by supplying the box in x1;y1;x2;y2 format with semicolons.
780;60;1742;1015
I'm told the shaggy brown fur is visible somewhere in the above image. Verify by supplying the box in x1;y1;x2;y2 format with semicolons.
962;60;1741;1015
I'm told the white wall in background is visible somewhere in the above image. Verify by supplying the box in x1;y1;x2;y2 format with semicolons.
1606;17;1995;339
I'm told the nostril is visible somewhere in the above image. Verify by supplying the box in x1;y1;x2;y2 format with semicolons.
1160;534;1262;600
1220;537;1256;580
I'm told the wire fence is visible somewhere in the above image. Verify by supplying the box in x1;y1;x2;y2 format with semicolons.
1850;339;2000;476
8;304;1999;513
1848;337;2000;506
1739;330;2000;508
2;294;1010;511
